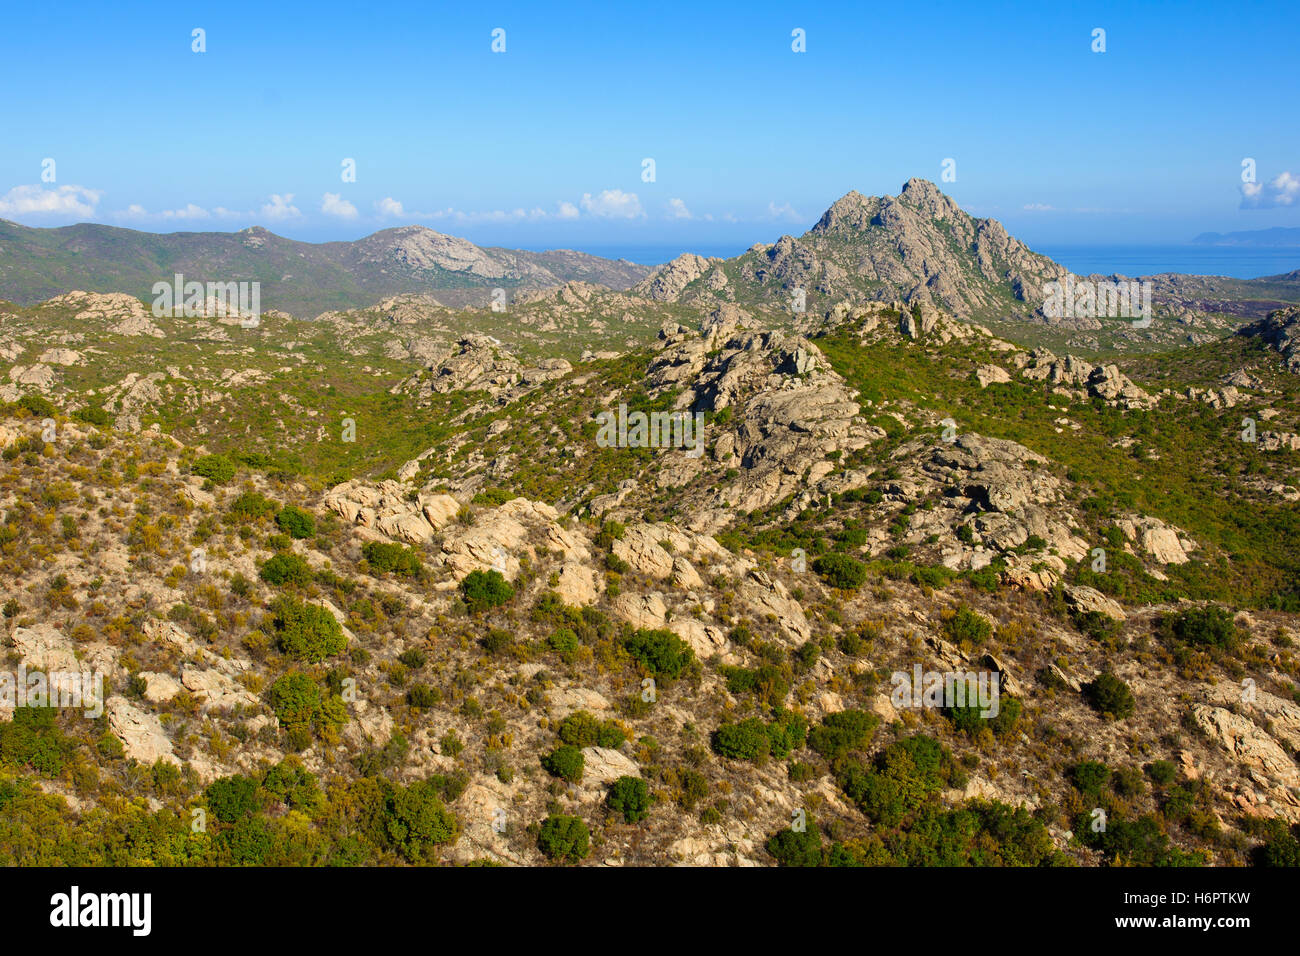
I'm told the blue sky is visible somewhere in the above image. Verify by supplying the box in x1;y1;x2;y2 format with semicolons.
1;0;1297;252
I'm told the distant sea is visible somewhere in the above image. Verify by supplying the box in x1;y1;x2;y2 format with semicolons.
559;244;751;267
1034;245;1299;279
546;242;1300;279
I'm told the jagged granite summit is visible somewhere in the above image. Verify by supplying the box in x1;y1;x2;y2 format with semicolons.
634;179;1071;322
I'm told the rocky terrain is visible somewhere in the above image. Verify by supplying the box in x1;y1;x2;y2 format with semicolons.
631;181;1300;357
0;218;652;315
2;269;1300;868
2;180;1300;868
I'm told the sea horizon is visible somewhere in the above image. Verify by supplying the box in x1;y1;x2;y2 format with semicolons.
520;242;1300;280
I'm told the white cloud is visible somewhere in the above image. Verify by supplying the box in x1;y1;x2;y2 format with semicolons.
414;206;552;224
162;203;210;220
0;184;101;217
375;196;405;218
667;198;693;219
114;202;213;221
556;201;580;220
580;189;644;219
321;192;358;219
1241;170;1300;208
1022;202;1054;212
260;193;301;220
767;201;801;221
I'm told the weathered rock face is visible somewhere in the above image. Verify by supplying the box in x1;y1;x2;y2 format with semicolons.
401;334;571;402
1115;515;1195;565
632;253;724;302
1192;701;1300;821
635;179;1070;321
1018;348;1155;409
1064;584;1127;621
323;479;461;544
975;363;1011;387
884;432;1090;573
580;746;640;786
106;698;179;766
440;498;595;587
638;308;877;531
1239;305;1300;373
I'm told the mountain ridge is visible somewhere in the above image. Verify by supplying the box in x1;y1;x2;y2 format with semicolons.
0;219;653;315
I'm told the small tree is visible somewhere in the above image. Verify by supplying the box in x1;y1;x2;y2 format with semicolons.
1085;672;1135;720
269;597;347;662
270;672;321;750
275;506;317;539
812;553;867;590
384;780;460;862
461;569;514;612
606;776;651;823
541;745;584;783
538;814;590;863
205;774;260;823
259;551;313;587
192;454;237;484
363;541;422;576
623;628;694;680
766;822;822;867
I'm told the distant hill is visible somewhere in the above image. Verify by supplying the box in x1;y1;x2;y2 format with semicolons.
0;219;653;316
632;178;1072;322
1192;227;1300;247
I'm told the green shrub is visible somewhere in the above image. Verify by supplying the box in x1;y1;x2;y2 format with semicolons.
74;405;112;427
19;394;57;418
261;757;321;810
943;605;992;646
537;814;590;863
362;541;422;576
548;628;580;662
384;780;460;861
557;711;625;749
712;718;771;762
275;506;316;539
946;695;1021;737
836;735;962;827
1164;606;1238;650
1255;822;1300;867
542;745;584;783
1070;761;1111;796
259;551;313;588
606;776;651;823
397;648;427;670
480;628;512;655
1146;760;1178;787
1085;672;1135;720
407;684;438;709
807;709;879;762
766;823;822;867
812;553;867;590
193;454;237;484
269;597;347;662
230;491;277;520
460;569;514;612
270;672;322;749
205;775;260;823
623;628;694;680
